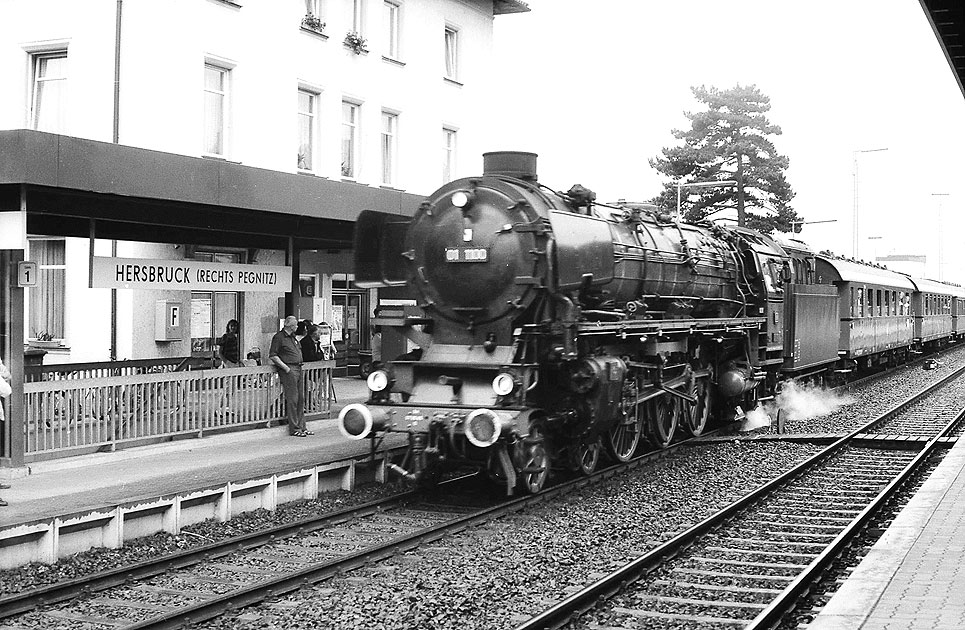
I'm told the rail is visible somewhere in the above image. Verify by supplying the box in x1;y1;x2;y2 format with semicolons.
0;429;723;628
515;363;965;630
22;360;335;460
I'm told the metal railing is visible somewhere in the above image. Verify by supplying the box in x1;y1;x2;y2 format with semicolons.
22;361;334;460
24;356;209;383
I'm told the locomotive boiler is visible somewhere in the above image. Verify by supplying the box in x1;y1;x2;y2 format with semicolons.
340;151;808;494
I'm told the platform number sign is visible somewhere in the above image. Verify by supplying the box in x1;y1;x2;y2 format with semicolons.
17;261;38;287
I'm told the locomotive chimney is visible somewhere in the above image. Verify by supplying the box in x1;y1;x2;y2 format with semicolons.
482;151;538;181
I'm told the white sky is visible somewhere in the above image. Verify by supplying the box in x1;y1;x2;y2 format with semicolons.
489;0;965;284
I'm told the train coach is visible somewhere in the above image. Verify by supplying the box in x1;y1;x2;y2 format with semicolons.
813;256;917;371
339;151;962;494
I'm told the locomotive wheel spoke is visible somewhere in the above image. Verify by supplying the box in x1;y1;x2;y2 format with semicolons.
646;394;679;449
681;377;712;437
605;377;642;462
577;439;601;475
517;425;549;494
604;414;642;462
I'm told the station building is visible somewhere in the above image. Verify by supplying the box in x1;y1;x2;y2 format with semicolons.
0;0;528;468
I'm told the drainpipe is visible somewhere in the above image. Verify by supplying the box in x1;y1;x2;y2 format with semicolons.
111;239;118;360
111;0;122;359
113;0;122;144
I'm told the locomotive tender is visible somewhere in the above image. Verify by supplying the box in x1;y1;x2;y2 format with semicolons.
339;151;965;494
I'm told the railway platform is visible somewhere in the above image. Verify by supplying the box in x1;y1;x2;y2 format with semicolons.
0;377;403;569
807;434;965;629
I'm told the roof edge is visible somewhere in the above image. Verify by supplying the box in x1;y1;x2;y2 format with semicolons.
494;0;530;16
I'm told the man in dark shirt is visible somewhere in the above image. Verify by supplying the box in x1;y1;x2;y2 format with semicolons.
300;324;325;362
269;316;310;437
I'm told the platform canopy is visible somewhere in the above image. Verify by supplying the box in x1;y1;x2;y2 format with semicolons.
0;130;424;252
920;0;965;99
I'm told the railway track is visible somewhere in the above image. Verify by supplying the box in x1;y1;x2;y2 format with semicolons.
0;430;714;630
516;364;965;630
5;358;964;629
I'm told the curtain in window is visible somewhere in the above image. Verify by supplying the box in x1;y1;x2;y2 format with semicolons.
204;66;226;155
28;240;65;338
352;0;363;32
297;91;314;170
341;103;357;177
384;2;399;57
381;113;395;185
34;54;67;132
442;129;455;182
444;29;457;78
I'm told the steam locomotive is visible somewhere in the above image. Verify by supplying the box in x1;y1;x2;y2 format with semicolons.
339;151;965;494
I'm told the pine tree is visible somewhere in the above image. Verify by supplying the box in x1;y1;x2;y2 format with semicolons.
649;84;800;234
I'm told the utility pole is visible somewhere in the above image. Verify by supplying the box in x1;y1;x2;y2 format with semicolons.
852;147;888;259
931;193;949;280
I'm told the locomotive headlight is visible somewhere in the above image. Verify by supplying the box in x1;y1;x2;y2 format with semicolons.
451;190;473;208
492;372;516;396
366;369;390;392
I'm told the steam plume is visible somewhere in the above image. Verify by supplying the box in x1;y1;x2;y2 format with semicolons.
739;380;853;431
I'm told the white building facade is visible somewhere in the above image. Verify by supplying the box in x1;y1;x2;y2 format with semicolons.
0;0;527;366
0;0;521;188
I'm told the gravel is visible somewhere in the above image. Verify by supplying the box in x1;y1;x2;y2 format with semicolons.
774;344;965;434
194;441;823;630
0;483;406;596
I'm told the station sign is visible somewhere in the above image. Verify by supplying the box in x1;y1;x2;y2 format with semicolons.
91;257;292;292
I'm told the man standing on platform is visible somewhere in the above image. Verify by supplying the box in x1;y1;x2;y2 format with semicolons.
269;316;311;437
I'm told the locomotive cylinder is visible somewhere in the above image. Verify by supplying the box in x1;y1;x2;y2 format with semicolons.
718;365;763;398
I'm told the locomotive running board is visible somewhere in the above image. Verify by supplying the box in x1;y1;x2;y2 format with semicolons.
575;316;766;335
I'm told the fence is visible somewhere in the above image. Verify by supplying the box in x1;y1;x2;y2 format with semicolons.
22;361;334;461
24;356;212;382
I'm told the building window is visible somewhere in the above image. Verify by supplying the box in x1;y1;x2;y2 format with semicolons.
351;0;365;34
305;0;323;18
442;127;456;182
383;1;400;58
28;239;66;340
297;89;318;171
31;52;68;133
381;111;397;186
444;26;458;80
302;0;325;31
203;64;230;156
341;101;360;178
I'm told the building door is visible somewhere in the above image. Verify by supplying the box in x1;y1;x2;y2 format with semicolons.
191;292;240;359
190;251;243;363
331;274;369;376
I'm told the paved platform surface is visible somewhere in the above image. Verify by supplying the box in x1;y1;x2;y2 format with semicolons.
0;377;387;528
808;436;965;629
